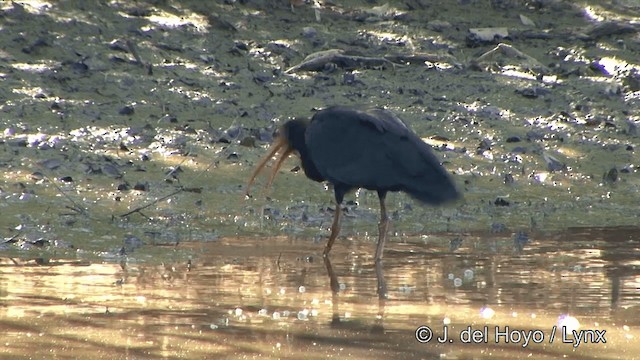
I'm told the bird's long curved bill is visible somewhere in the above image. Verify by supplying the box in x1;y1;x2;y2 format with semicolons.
245;136;293;197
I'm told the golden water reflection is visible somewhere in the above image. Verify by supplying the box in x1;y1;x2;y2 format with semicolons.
1;227;639;359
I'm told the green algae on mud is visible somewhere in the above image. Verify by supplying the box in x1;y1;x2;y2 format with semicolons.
0;129;637;265
1;2;640;359
0;0;639;263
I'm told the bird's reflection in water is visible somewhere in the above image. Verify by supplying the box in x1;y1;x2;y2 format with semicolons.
323;256;388;333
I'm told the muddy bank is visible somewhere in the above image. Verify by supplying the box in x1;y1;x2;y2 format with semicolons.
0;0;638;260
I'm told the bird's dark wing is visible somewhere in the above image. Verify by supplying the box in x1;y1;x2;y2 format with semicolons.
307;106;459;205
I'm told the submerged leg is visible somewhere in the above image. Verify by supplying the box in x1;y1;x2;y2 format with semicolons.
372;259;387;333
323;255;341;325
323;186;347;257
323;202;342;257
374;190;389;263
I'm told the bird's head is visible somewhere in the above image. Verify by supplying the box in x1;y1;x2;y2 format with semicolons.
245;118;310;197
280;118;309;153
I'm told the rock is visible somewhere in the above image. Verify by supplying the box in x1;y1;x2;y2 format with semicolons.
519;14;536;27
543;153;566;172
427;20;452;32
603;167;618;183
301;27;317;38
119;105;135;115
467;27;509;46
494;197;510;206
504;173;515;184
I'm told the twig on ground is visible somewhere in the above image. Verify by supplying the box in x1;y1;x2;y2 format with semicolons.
120;188;184;218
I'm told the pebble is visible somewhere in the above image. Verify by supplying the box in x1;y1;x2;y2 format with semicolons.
301;27;317;38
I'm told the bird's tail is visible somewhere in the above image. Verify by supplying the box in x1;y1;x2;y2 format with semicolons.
403;167;461;206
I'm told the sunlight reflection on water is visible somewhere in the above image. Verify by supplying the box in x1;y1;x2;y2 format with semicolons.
1;227;639;359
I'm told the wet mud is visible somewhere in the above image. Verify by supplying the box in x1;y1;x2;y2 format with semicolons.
1;0;639;358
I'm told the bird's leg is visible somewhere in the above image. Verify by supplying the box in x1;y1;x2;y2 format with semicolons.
374;190;389;263
323;255;341;325
323;202;342;257
372;259;387;333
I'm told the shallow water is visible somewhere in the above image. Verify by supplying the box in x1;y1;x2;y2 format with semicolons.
1;227;639;359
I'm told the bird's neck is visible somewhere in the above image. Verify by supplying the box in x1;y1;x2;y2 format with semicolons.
297;145;324;182
284;119;324;182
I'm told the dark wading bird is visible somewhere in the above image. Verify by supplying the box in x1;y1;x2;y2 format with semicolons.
245;106;460;262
